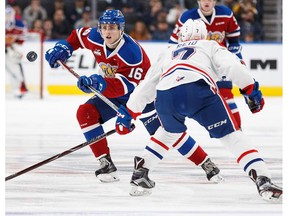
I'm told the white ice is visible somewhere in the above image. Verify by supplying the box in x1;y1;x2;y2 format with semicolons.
5;96;285;216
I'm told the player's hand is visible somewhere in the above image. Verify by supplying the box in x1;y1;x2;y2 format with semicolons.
115;105;135;135
228;43;242;59
45;40;73;68
240;81;265;113
77;74;107;93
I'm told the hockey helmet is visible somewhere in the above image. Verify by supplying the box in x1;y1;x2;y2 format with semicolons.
178;19;207;42
98;9;125;31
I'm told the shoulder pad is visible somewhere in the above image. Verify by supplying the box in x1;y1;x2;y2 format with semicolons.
215;5;233;16
180;9;199;24
118;35;143;65
88;27;104;43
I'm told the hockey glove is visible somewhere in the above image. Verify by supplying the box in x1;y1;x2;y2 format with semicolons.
77;74;107;93
115;105;136;135
240;81;265;113
45;40;73;68
228;43;243;59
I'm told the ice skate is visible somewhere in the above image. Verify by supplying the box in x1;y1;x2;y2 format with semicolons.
201;158;224;183
95;154;119;183
15;82;28;99
255;176;282;203
129;156;155;196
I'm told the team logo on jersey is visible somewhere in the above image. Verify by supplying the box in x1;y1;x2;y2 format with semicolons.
99;62;118;77
93;49;101;56
176;76;185;81
207;31;225;43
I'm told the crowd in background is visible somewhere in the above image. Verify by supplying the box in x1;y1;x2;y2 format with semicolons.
6;0;264;42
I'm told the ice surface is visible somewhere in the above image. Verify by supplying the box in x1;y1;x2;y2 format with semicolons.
5;96;285;216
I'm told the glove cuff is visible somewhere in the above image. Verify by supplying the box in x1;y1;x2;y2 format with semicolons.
55;40;73;57
127;107;141;120
240;83;255;96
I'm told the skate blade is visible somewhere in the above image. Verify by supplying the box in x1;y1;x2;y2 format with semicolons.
261;191;282;203
97;172;120;183
129;186;152;196
210;174;225;183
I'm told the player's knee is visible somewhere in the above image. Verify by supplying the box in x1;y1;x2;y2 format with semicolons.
76;104;100;128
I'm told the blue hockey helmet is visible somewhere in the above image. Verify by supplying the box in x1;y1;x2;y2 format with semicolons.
98;9;125;31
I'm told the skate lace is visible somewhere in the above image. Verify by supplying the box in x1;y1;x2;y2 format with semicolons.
99;158;110;169
202;160;215;174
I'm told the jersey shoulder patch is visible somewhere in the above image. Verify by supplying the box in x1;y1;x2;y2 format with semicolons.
118;34;143;65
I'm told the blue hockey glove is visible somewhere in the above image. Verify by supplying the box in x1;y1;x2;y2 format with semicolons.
77;74;107;93
115;105;136;135
45;40;73;68
228;43;243;59
240;81;265;113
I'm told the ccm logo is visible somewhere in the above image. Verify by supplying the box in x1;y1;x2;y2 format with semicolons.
143;115;158;126
208;119;227;130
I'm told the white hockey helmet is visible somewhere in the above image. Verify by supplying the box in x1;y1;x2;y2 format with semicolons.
178;19;207;43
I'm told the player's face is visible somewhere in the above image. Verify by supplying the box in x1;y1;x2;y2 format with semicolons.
100;23;122;47
198;0;216;16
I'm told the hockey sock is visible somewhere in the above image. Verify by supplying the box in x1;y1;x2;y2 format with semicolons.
77;103;110;158
219;130;270;178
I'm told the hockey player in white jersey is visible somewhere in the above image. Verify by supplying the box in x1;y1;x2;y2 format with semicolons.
115;19;282;202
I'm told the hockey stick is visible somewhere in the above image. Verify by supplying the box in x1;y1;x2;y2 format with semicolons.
57;60;119;113
5;129;116;181
57;60;135;130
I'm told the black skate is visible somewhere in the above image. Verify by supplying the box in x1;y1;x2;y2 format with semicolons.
95;154;119;183
201;158;224;183
129;156;155;196
255;176;282;203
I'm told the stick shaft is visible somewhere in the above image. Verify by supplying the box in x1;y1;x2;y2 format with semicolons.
57;60;119;112
5;129;116;181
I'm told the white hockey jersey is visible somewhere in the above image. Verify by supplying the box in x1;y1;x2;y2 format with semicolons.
127;40;254;114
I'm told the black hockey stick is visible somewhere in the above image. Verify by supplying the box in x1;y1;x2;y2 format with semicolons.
5;129;116;181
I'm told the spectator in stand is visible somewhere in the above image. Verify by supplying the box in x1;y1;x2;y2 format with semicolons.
239;9;264;42
152;10;173;41
232;0;258;23
51;9;73;40
166;0;187;27
152;20;173;41
67;0;89;27
74;6;98;29
43;18;53;41
30;19;45;42
46;0;69;21
22;0;47;29
222;0;238;11
143;0;164;33
129;20;152;41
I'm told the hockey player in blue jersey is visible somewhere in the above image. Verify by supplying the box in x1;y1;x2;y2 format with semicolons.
46;9;223;184
115;19;282;202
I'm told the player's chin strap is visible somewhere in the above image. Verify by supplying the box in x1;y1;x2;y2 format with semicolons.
105;31;124;48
